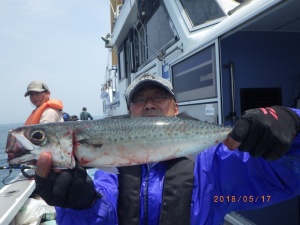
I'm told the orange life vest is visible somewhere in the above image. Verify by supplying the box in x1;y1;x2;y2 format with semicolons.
25;99;63;125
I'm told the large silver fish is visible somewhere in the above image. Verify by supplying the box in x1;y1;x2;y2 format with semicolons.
6;115;232;169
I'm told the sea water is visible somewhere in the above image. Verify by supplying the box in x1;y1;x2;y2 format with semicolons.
0;122;23;189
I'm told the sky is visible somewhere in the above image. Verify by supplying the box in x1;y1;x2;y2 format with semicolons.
0;0;111;124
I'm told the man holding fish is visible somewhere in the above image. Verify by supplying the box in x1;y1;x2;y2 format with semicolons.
8;74;300;224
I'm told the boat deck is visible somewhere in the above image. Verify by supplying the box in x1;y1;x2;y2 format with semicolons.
0;170;35;225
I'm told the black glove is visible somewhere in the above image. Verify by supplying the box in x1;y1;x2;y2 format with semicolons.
230;106;300;160
35;167;101;209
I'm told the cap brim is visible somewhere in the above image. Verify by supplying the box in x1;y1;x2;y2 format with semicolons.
24;89;46;97
128;80;174;102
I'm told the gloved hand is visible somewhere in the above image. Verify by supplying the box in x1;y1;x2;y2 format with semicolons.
35;153;101;209
229;106;300;160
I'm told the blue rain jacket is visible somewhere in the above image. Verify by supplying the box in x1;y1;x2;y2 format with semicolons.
55;109;300;225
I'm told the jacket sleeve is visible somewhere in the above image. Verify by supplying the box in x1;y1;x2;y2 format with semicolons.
55;170;119;225
88;113;93;120
191;108;300;224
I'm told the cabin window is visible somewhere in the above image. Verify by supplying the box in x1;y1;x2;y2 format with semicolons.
172;45;217;102
146;5;177;56
119;33;137;80
134;4;178;67
137;25;147;66
125;38;132;76
118;48;126;80
178;0;226;28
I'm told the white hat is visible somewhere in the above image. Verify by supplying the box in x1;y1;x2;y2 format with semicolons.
125;73;174;105
24;81;49;97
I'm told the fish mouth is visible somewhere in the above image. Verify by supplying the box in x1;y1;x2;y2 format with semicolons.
6;131;39;165
6;145;37;165
7;149;32;160
8;155;37;166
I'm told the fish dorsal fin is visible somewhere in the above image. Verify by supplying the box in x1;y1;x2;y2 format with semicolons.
97;167;119;174
176;112;200;121
104;114;131;120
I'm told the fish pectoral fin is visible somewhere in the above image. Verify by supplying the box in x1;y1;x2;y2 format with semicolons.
186;153;199;162
176;112;200;121
96;167;119;174
77;139;104;148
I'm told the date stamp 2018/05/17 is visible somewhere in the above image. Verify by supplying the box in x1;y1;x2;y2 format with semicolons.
214;195;271;203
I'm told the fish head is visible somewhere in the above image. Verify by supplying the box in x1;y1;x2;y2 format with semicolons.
6;124;76;168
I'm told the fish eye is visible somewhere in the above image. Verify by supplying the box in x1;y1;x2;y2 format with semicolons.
30;130;46;145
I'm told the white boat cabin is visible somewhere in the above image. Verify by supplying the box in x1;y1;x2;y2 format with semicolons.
102;0;300;224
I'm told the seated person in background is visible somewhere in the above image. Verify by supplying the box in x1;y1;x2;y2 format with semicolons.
70;115;79;121
80;107;93;120
62;111;70;121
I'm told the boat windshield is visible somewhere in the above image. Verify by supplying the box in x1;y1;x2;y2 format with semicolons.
178;0;242;28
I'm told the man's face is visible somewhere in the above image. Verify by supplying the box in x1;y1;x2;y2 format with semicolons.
29;91;50;107
129;86;178;117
